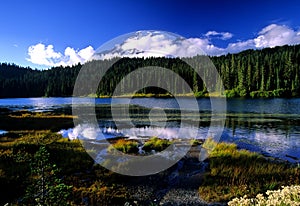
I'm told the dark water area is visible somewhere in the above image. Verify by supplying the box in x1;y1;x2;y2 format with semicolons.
0;97;299;162
0;97;299;114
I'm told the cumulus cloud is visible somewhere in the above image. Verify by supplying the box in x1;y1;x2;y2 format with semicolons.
94;31;211;60
205;31;233;40
27;24;300;67
225;24;300;53
26;43;95;67
97;25;300;59
226;39;255;53
254;24;300;48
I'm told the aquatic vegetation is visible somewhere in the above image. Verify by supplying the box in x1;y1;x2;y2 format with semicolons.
199;139;300;203
143;137;172;152
0;110;74;131
108;139;139;154
190;139;204;146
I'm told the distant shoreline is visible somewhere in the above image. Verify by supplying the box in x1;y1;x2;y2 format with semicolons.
1;90;300;99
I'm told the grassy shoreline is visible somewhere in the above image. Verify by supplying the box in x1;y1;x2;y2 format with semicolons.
0;109;299;205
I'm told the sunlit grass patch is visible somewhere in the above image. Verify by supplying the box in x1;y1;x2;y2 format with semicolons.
0;131;96;204
199;139;300;203
190;139;204;146
108;139;139;154
142;136;172;152
8;110;76;119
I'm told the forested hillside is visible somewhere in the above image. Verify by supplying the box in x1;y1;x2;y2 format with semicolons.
0;44;299;98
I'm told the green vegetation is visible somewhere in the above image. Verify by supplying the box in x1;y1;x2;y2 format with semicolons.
108;139;139;154
22;146;72;205
1;109;300;205
0;44;300;98
107;137;172;154
190;139;203;146
199;139;300;203
0;110;75;132
1;129;300;205
0;131;130;205
142;137;172;152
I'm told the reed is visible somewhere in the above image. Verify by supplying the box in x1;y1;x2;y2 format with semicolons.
199;138;300;203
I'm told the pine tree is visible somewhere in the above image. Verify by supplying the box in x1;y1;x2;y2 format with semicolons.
22;146;72;206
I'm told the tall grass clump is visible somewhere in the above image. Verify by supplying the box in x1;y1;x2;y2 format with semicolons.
199;139;300;203
0;131;95;205
108;139;139;154
142;137;172;152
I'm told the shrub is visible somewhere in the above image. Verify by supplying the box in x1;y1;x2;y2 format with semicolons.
272;89;286;97
237;89;248;97
250;91;272;98
0;132;94;205
225;89;239;98
194;91;207;98
21;146;72;206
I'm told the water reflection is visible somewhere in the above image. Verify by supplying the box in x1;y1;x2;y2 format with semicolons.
223;115;300;162
0;97;299;162
60;110;300;163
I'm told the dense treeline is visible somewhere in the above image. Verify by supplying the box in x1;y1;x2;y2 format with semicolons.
211;45;300;97
0;63;81;97
0;44;299;98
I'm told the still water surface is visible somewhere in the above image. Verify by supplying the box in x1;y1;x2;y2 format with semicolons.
0;97;299;162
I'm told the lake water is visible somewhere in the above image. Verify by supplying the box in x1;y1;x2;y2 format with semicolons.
1;97;300;163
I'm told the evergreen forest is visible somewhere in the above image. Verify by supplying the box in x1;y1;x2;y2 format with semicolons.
0;44;299;98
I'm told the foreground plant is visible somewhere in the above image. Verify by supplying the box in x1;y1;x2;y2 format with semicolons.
108;139;139;154
199;138;300;203
228;185;300;206
142;137;171;152
21;146;72;205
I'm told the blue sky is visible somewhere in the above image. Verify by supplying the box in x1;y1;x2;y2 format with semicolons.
1;0;300;69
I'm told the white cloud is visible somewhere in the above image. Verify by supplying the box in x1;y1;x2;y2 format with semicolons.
27;24;300;67
254;24;300;48
225;24;300;53
94;31;212;60
226;39;255;53
205;31;233;40
26;43;95;67
78;46;95;60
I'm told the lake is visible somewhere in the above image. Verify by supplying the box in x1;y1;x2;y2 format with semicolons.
1;97;300;163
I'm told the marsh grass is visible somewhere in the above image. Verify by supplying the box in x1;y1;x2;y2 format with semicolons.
0;131;98;205
108;139;139;154
143;137;172;152
107;137;172;154
190;139;204;146
8;110;75;119
0;110;75;131
199;138;300;203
